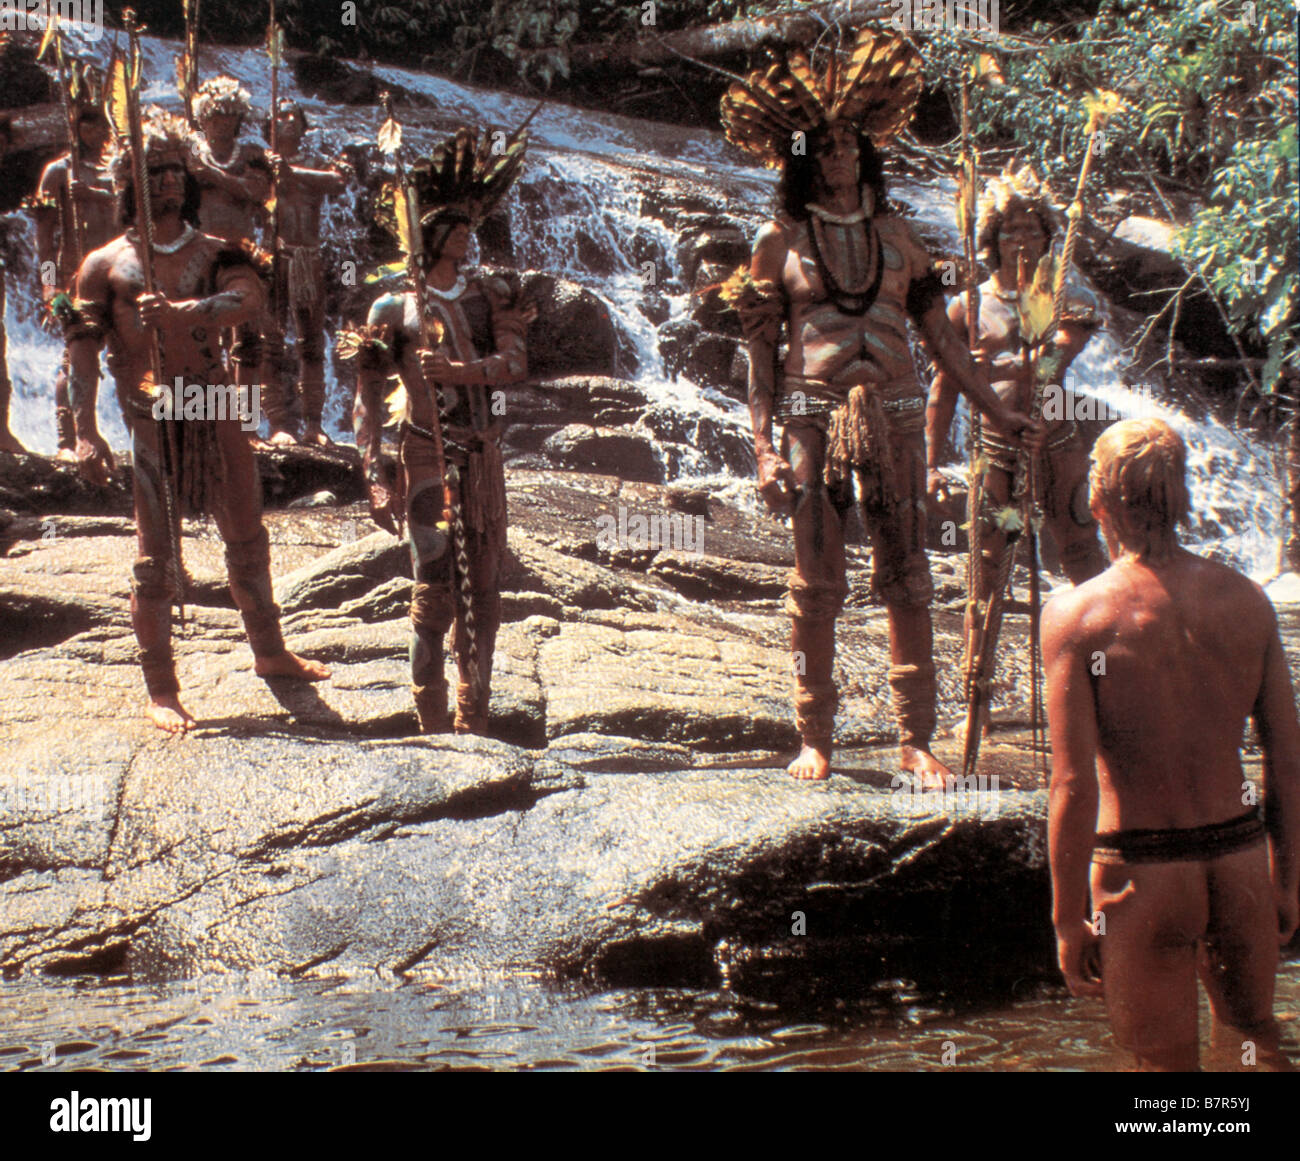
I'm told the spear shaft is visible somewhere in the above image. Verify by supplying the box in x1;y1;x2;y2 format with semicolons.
123;9;186;627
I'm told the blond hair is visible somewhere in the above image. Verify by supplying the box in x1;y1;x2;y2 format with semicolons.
1089;419;1191;554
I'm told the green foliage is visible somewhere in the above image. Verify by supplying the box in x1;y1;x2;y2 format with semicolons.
925;0;1297;395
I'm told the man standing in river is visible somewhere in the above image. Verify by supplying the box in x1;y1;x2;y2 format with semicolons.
1044;418;1299;1071
721;29;1038;784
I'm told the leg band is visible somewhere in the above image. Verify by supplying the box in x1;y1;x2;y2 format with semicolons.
131;555;178;696
224;526;285;658
889;661;937;750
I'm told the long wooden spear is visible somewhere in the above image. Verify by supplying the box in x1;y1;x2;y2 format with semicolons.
119;8;187;627
176;0;201;128
957;64;983;716
266;2;283;329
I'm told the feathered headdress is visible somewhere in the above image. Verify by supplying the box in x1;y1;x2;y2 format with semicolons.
976;162;1056;265
193;75;252;121
719;27;923;167
103;107;198;191
376;125;528;245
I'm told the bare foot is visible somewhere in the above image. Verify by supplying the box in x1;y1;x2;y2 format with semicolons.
900;744;952;791
254;651;331;681
268;428;298;447
55;446;79;464
146;694;196;734
301;423;334;448
788;739;831;781
0;429;29;455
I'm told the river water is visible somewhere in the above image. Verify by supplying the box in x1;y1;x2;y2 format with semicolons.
3;962;1297;1072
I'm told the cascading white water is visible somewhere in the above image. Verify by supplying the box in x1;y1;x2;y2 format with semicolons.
1;25;1284;577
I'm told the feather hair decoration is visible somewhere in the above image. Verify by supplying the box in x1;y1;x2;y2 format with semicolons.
376;125;529;250
720;26;922;166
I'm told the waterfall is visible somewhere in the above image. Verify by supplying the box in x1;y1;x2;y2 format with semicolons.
1;27;1284;578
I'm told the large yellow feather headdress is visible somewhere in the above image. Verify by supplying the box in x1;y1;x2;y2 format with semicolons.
719;27;923;167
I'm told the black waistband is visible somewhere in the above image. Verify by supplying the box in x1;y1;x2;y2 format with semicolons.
1092;808;1266;865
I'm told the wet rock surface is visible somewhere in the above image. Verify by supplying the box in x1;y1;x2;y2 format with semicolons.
3;455;1296;994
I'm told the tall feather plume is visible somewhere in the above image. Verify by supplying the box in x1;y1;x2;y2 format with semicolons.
720;26;922;166
106;49;130;140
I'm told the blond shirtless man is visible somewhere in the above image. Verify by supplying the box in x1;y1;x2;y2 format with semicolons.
68;112;327;733
1044;418;1299;1071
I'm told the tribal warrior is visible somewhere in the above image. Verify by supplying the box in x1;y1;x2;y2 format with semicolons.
263;98;349;447
353;127;533;735
721;31;1038;783
927;165;1106;735
190;76;273;431
30;67;117;458
68;111;328;733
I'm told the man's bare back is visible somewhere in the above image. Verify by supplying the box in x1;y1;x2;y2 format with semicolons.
1044;419;1299;1072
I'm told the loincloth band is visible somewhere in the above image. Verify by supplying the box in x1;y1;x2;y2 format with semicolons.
1091;808;1266;865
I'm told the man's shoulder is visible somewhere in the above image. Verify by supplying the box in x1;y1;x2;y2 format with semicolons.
367;290;410;326
1042;569;1118;644
39;153;72;183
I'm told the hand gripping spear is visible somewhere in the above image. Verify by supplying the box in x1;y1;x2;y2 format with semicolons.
117;9;187;627
375;94;479;692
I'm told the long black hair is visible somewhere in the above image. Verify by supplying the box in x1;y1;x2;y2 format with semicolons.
777;124;888;219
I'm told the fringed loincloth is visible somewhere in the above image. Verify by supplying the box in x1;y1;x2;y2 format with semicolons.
284;244;323;314
780;374;926;508
119;382;227;518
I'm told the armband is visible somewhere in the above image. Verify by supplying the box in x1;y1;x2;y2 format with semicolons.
720;266;784;345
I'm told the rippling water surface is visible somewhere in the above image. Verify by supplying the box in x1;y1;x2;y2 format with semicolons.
3;963;1296;1072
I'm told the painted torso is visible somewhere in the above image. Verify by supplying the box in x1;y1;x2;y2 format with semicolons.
780;212;928;398
90;230;235;400
38;152;118;285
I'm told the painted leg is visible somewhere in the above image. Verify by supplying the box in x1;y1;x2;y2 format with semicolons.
214;418;328;682
784;420;848;781
129;419;190;732
888;603;947;788
298;308;332;447
405;429;453;732
54;349;77;459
